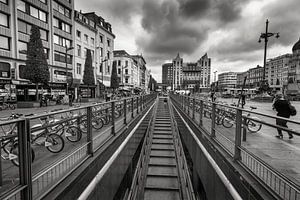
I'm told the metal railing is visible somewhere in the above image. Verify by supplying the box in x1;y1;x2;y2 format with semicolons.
0;94;157;200
170;93;300;200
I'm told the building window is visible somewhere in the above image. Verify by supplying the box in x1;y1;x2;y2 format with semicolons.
100;47;103;57
118;68;121;74
18;40;27;54
17;0;26;12
53;1;71;18
125;69;128;74
84;34;88;43
107;51;110;59
0;35;10;50
0;62;10;78
107;39;110;47
54;51;72;64
91;38;94;46
39;0;47;4
99;35;103;43
77;45;81;57
76;30;81;39
54;17;71;33
0;12;9;28
118;60;121;66
76;63;81;74
53;34;71;47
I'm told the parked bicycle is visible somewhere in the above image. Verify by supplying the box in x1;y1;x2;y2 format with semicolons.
0;102;16;111
0;113;35;166
222;105;262;133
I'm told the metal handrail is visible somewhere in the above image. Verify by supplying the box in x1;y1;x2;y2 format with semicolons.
78;102;156;200
172;104;243;200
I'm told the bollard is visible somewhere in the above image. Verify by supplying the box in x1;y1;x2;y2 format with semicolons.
211;103;216;138
86;107;94;155
234;109;242;161
123;99;127;125
111;101;115;135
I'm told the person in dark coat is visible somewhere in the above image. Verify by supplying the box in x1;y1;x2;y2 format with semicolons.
273;93;293;139
241;93;246;108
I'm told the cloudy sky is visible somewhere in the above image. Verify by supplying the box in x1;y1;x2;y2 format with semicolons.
75;0;300;82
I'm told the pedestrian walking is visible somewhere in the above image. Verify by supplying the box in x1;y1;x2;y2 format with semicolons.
211;91;215;102
273;93;293;139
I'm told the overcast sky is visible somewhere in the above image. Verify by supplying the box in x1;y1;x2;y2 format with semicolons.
75;0;300;82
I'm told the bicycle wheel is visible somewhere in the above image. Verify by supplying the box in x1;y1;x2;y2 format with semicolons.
10;143;35;166
66;126;82;142
92;117;103;130
79;119;87;133
222;115;234;128
10;104;16;110
102;115;110;125
46;133;64;153
246;118;262;133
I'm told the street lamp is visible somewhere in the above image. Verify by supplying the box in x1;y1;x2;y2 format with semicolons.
65;46;74;96
258;19;279;84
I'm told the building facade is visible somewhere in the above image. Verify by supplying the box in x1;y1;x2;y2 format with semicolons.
172;53;183;90
162;63;173;88
113;50;137;88
218;72;237;90
132;55;146;91
266;54;292;91
0;0;75;101
83;12;115;97
197;53;211;89
74;10;97;98
182;62;201;90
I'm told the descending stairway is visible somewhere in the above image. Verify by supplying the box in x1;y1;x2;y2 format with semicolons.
142;98;181;200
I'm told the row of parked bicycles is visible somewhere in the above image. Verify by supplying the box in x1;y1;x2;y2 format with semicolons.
0;101;130;167
192;100;263;133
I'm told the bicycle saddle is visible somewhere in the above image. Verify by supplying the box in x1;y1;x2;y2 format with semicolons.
250;106;257;109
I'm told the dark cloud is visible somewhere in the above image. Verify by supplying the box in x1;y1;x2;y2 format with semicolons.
75;0;141;23
215;0;242;23
178;0;210;19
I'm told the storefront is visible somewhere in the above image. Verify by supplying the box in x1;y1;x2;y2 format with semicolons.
79;85;96;98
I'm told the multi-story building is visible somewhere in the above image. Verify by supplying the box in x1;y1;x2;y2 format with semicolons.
218;72;237;90
236;72;247;88
132;54;146;91
182;62;201;90
144;69;151;93
197;53;211;89
83;12;115;97
113;50;138;88
288;38;300;84
74;10;97;98
162;63;173;88
0;0;75;101
172;53;183;90
248;65;264;88
266;54;292;92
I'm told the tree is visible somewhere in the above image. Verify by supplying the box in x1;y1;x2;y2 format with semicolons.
24;25;49;101
83;49;95;86
110;60;119;91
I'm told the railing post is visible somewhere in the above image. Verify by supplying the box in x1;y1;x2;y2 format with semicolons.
136;97;139;114
183;96;186;112
199;100;203;126
242;117;247;141
131;97;134;118
86;107;93;155
234;109;242;161
211;103;216;138
192;97;195;120
19;119;32;200
111;101;115;135
123;99;127;125
188;96;190;116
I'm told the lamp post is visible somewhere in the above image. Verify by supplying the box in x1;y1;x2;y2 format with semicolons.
258;19;279;88
65;46;74;96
